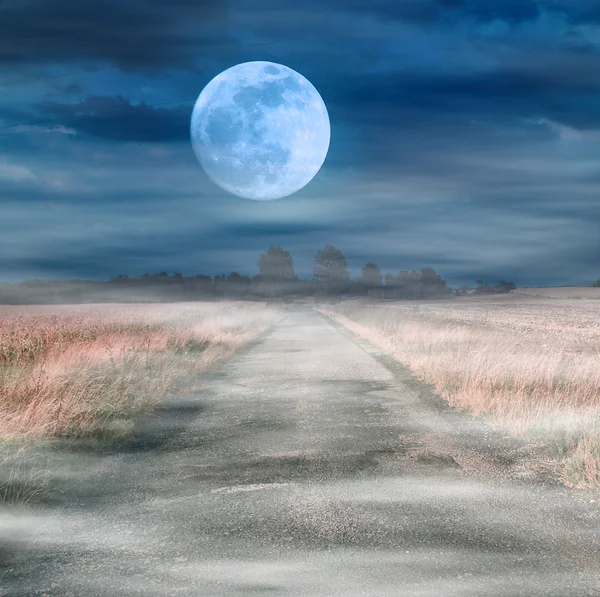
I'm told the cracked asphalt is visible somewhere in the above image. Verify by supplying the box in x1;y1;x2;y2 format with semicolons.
2;308;600;596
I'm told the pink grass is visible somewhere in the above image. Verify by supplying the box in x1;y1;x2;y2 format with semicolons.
0;302;282;439
321;295;600;489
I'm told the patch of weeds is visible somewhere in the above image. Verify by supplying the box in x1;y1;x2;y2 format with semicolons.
561;435;600;489
167;338;211;355
69;417;135;450
0;444;53;505
91;417;135;442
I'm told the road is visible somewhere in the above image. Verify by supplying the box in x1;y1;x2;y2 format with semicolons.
2;309;600;596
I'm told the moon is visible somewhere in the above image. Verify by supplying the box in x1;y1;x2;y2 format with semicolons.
190;61;331;201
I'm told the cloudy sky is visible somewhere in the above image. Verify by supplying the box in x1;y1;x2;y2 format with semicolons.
1;0;599;286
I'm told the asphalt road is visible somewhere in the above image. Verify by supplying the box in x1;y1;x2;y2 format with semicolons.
2;309;600;596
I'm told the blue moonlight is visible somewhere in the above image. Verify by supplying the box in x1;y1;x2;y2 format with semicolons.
190;61;331;201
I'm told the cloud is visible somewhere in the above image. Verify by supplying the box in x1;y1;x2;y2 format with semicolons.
234;0;548;31
554;1;600;25
36;96;191;142
530;118;600;141
3;124;77;137
0;0;564;77
0;157;36;183
0;0;229;70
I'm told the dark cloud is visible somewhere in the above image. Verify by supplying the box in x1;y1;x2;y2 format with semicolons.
464;0;546;24
0;0;557;75
554;1;600;25
323;53;600;137
218;221;332;240
237;0;545;28
374;0;545;26
59;83;83;96
0;0;229;70
36;96;191;142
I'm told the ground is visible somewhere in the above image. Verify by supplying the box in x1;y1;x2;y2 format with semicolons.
2;308;600;596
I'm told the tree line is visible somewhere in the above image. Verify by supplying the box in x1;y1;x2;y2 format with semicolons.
0;244;516;304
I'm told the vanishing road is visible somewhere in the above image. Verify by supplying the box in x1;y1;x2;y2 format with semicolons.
3;309;600;596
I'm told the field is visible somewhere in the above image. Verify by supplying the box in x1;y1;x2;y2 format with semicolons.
321;293;600;489
0;301;282;501
0;302;283;440
514;287;600;299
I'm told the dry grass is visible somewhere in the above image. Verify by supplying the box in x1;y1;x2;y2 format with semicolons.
321;294;600;490
514;287;600;299
0;302;282;441
0;301;283;503
0;444;53;504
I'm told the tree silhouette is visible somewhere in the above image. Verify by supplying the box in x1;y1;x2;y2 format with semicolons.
313;244;349;293
361;263;382;288
419;267;447;291
496;281;516;293
384;272;396;287
384;269;425;298
475;279;516;294
257;247;296;280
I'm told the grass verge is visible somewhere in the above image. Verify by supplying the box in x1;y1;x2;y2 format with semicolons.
0;302;284;502
318;299;600;490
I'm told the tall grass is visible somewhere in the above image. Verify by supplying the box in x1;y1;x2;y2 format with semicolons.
0;302;283;503
321;297;600;489
0;302;282;440
0;444;52;504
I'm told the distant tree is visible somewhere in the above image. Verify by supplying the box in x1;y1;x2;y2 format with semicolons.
361;263;382;288
454;284;472;296
475;279;488;293
593;279;600;288
225;272;251;295
213;274;226;296
257;247;296;280
213;272;251;297
496;281;516;293
475;279;516;294
419;267;447;295
384;272;396;287
172;272;183;280
313;244;349;293
420;266;444;286
384;269;417;298
394;270;410;287
406;270;420;297
192;274;214;297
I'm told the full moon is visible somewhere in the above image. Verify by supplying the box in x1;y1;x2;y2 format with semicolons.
190;61;330;201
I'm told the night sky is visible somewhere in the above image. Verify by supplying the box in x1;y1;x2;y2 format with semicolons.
1;0;599;286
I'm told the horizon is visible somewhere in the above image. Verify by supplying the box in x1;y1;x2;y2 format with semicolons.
0;257;597;288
